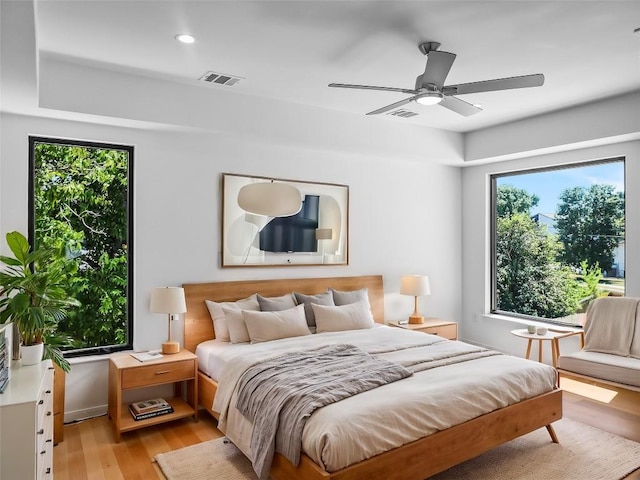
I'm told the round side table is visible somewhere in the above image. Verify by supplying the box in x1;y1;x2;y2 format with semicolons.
510;329;562;367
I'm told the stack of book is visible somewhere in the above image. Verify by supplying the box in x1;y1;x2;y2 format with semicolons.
128;397;173;421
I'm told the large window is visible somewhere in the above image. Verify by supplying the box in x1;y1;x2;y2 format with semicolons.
29;137;133;355
491;158;625;326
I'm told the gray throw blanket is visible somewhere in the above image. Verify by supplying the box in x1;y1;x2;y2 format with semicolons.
235;344;413;480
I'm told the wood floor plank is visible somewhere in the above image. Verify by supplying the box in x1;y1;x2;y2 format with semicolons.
53;388;640;480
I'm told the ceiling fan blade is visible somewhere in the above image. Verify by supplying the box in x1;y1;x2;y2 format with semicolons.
329;83;417;95
439;96;483;117
366;96;418;115
443;73;544;95
420;51;456;89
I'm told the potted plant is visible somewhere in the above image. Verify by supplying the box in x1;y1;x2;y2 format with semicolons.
0;231;78;372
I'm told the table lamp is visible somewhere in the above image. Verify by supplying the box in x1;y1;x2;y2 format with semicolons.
400;275;431;324
150;287;187;354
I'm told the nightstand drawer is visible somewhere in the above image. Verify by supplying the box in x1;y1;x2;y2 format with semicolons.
121;360;194;389
420;323;457;340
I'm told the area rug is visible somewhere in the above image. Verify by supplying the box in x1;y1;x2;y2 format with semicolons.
155;418;640;480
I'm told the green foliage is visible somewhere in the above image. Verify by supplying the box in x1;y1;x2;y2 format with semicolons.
555;185;624;271
33;142;129;350
575;260;608;310
0;232;79;371
496;213;582;319
496;184;540;219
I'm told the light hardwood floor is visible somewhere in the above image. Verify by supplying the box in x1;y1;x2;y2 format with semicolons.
54;382;640;480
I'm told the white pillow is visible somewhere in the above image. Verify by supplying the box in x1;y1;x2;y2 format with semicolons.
205;294;259;341
243;305;311;344
312;302;375;333
222;308;251;344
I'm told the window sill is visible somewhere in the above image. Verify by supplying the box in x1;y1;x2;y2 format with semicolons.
481;313;582;332
67;350;134;366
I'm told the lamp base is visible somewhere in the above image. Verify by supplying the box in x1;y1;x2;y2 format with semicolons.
409;314;424;324
162;341;180;354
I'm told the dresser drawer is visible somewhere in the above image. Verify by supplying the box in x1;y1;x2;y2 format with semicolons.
121;360;195;389
420;323;457;340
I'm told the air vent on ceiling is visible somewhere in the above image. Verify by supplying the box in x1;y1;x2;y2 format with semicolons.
386;109;419;118
199;71;243;86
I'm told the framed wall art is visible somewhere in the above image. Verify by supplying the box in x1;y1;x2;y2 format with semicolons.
221;173;349;267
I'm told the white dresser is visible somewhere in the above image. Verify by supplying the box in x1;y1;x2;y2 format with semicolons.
0;359;54;480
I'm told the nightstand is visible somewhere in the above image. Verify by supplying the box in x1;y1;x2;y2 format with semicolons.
108;349;198;442
389;318;458;340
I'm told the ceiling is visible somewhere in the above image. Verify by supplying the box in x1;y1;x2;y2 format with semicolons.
33;1;640;133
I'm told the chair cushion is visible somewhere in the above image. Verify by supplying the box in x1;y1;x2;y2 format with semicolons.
583;297;638;356
557;350;640;388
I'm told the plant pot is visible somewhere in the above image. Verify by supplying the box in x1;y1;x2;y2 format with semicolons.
21;342;44;366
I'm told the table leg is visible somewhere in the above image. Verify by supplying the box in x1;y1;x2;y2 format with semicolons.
551;339;557;368
538;340;543;363
525;339;532;359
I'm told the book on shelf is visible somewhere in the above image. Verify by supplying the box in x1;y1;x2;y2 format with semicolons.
130;397;171;415
128;404;174;421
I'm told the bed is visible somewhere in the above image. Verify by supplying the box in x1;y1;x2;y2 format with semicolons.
183;275;562;480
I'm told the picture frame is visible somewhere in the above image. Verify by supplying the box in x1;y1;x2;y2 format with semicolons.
221;173;349;267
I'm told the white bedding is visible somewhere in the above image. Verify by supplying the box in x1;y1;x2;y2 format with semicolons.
212;326;557;473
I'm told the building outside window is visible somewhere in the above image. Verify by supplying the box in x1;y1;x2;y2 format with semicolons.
491;158;625;326
29;137;133;355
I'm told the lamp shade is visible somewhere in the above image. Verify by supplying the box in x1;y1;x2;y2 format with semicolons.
238;182;302;217
400;275;431;296
315;228;333;240
150;287;187;314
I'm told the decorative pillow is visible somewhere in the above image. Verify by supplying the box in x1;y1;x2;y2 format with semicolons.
293;291;335;328
312;302;375;333
222;308;251;344
257;293;297;311
205;294;260;342
330;287;370;307
243;305;311;344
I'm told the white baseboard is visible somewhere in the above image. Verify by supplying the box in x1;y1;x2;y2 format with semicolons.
64;405;108;424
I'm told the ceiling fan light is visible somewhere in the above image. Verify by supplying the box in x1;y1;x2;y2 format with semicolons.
416;92;444;106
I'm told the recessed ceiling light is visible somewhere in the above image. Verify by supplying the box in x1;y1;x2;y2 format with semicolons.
175;34;195;44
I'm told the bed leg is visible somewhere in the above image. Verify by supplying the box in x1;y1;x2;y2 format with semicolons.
545;424;559;443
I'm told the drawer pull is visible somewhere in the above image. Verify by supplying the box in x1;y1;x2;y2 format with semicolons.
38;399;44;405
46;389;52;394
37;429;44;435
47;411;52;416
155;370;171;375
46;439;52;443
46;467;51;474
41;450;46;455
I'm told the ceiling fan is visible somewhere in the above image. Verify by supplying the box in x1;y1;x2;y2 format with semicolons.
328;41;544;117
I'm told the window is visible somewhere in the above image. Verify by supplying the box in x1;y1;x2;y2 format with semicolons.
29;137;133;355
491;158;625;326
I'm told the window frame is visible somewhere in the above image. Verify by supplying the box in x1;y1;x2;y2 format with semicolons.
490;156;625;325
28;136;134;356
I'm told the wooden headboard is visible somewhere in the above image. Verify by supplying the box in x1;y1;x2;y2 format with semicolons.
182;275;384;353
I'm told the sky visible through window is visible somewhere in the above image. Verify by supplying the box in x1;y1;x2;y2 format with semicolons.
497;162;624;215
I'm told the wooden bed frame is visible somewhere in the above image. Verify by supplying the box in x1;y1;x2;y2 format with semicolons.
183;275;562;480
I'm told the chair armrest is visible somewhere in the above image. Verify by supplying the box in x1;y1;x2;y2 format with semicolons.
553;331;585;358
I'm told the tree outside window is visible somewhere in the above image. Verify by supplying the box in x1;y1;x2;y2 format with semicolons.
492;159;625;325
30;137;133;355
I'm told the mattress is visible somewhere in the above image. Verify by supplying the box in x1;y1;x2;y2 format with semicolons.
212;326;557;473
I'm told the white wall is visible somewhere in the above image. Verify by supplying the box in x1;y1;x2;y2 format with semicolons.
461;140;640;362
0;112;463;421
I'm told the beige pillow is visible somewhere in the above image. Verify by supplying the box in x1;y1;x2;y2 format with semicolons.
222;308;251;344
243;305;310;344
312;302;374;333
257;293;297;311
205;294;259;341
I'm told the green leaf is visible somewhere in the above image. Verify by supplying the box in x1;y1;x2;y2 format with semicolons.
5;231;30;264
0;255;22;267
